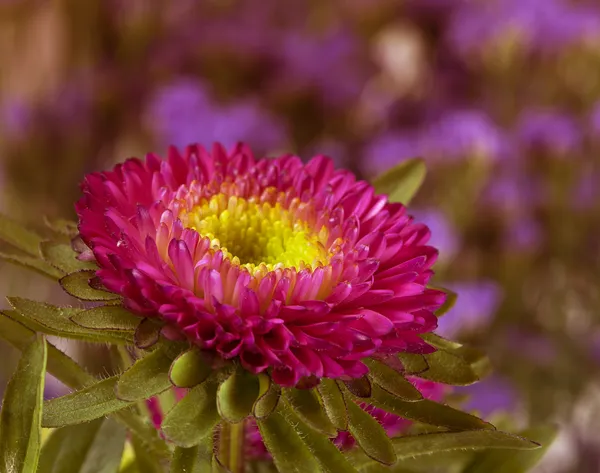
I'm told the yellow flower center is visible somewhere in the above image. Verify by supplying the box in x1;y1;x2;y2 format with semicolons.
183;193;329;273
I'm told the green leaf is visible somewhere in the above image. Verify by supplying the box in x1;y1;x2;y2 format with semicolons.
6;298;133;344
346;400;396;466
60;270;119;301
40;241;97;274
431;287;458;317
169;348;212;388
0;335;47;473
0;312;95;389
171;443;213;473
43;217;78;238
70;305;141;332
0;213;43;256
283;388;338;438
38;418;126;473
43;376;133;427
116;345;175;402
134;318;162;349
0;250;64;279
253;374;281;419
462;426;556;473
397;353;429;375
365;384;494;431
283;400;359;473
342;377;372;398
217;367;260;423
212;455;232;473
256;409;321;473
365;360;423;401
161;379;220;447
131;431;165;473
372;158;426;205
316;378;348;431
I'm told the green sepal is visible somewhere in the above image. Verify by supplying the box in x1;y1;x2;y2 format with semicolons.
252;373;281;419
256;408;321;473
316;378;348;431
346;400;397;466
6;298;133;344
134;318;162;349
40;241;97;274
431;286;458;317
365;359;423;401
282;400;359;473
70;305;141;332
60;270;119;301
42;376;133;428
371;158;426;205
0;250;64;279
217;366;261;423
116;344;176;402
169;348;212;388
161;378;220;447
361;384;494;431
37;418;126;473
283;387;338;438
342;376;372;398
0;213;44;256
419;334;491;385
462;425;556;473
0;335;47;473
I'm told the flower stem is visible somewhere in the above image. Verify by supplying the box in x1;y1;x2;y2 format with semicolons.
220;421;246;473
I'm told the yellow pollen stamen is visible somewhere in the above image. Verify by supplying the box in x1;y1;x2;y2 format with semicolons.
181;193;329;274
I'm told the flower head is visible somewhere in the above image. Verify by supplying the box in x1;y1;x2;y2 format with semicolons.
77;143;443;386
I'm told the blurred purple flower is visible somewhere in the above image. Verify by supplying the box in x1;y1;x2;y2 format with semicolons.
456;375;519;417
420;110;503;162
362;133;422;176
436;280;502;338
483;172;547;212
515;110;581;156
505;328;557;366
411;208;459;261
504;216;544;251
0;99;33;141
589;102;600;137
147;79;286;152
572;170;600;210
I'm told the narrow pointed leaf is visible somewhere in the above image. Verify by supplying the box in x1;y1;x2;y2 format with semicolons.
284;388;338;438
0;335;47;473
366;384;494;431
60;270;119;301
284;401;358;473
422;333;462;351
372;158;426;205
169;348;212;388
365;360;423;401
342;377;372;398
317;378;348;431
134;318;162;349
40;241;96;274
217;367;260;423
0;213;43;255
38;418;126;473
430;287;458;317
417;350;481;385
0;250;63;279
71;305;141;332
116;345;174;401
171;445;212;473
397;353;429;375
346;400;396;465
43;376;133;427
161;379;220;447
253;374;281;419
6;298;132;344
463;426;556;473
256;410;321;473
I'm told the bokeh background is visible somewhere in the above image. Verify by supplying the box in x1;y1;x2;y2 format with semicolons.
1;1;599;471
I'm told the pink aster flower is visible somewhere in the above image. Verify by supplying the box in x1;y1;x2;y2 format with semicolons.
76;143;443;387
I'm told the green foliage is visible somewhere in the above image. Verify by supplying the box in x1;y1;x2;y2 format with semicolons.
283;387;338;438
39;241;96;274
134;318;162;349
0;335;47;473
316;378;348;431
372;158;427;206
169;348;213;388
161;378;221;447
0;213;44;256
171;443;213;473
365;359;424;400
253;374;281;419
217;367;261;423
59;270;119;301
70;305;141;332
38;418;126;473
43;376;133;427
0;250;64;279
346;400;397;465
